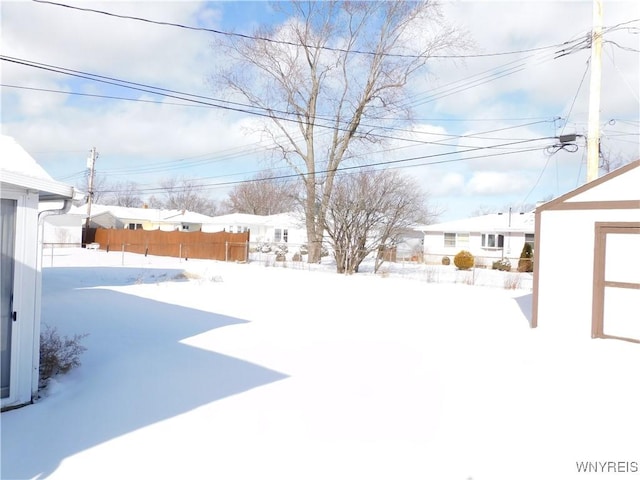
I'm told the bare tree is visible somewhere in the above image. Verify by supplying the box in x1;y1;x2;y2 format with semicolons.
325;169;433;274
214;1;466;262
155;177;219;216
222;170;299;215
76;172;109;204
471;198;551;216
600;148;633;174
104;181;143;207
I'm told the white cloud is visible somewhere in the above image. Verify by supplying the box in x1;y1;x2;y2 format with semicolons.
466;171;530;195
1;0;637;218
432;172;466;195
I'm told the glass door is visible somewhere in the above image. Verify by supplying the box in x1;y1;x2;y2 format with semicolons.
1;199;17;398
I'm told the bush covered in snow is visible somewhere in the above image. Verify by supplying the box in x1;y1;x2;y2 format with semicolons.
441;256;451;266
492;258;511;271
39;324;88;389
453;250;474;270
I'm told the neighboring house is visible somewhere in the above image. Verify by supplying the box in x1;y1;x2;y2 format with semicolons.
43;204;220;244
532;160;640;342
393;226;426;261
84;205;217;232
420;211;535;266
203;212;307;247
1;135;78;409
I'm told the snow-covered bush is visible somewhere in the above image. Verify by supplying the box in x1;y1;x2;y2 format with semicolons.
39;324;88;389
492;258;511;271
441;256;451;266
454;250;474;270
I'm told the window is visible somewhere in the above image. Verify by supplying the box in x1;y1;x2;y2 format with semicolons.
128;223;142;230
274;228;289;243
481;233;504;248
444;232;469;248
456;233;469;247
525;233;535;247
444;233;456;247
181;224;190;231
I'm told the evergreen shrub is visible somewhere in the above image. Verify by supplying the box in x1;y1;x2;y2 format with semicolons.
517;243;534;272
454;250;474;270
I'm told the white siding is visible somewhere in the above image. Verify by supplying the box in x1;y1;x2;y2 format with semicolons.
537;208;640;337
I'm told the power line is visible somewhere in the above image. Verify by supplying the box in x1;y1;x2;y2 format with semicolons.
0;84;214;109
31;0;582;60
1;83;555;124
1;55;557;155
99;135;554;196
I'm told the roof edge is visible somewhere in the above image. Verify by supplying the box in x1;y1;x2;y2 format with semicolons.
1;169;75;200
536;159;640;212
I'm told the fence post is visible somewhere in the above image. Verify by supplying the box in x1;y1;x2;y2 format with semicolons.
121;243;125;266
225;241;229;262
245;241;248;263
179;243;182;261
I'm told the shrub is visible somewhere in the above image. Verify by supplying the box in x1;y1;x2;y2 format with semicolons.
39;325;88;388
503;273;521;290
453;250;474;270
517;243;534;272
441;256;451;266
492;258;512;271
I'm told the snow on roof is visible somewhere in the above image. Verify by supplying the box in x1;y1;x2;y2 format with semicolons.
206;213;273;226
421;211;535;233
0;135;75;200
206;212;304;228
0;134;55;180
67;204;220;224
162;210;218;224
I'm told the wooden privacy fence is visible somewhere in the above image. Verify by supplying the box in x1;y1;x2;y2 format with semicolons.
86;228;250;262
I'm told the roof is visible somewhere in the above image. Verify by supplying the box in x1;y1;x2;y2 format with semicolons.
163;210;218;224
420;211;535;234
206;213;272;226
66;204;218;225
536;159;640;212
0;135;75;201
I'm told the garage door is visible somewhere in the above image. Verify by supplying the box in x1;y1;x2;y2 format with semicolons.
592;223;640;343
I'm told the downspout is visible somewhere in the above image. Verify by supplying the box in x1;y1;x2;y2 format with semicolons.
31;195;78;400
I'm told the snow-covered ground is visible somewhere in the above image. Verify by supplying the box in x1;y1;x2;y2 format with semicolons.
2;248;638;480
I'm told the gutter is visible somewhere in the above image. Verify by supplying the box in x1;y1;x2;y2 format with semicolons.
31;190;83;401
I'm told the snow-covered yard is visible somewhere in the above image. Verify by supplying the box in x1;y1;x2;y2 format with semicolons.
1;248;638;480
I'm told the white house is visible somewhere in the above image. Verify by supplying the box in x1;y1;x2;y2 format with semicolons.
1;135;78;409
532;160;640;342
420;211;535;267
43;204;220;245
82;204;218;232
203;212;307;247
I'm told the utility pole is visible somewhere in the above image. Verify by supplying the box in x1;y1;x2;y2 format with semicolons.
586;0;603;182
83;146;98;246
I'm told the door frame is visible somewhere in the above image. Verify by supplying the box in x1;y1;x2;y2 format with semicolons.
1;188;38;409
591;222;640;343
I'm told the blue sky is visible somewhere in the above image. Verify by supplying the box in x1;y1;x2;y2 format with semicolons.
1;0;638;221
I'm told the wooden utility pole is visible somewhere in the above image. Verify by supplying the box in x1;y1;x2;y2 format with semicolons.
586;0;603;182
83;146;98;246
